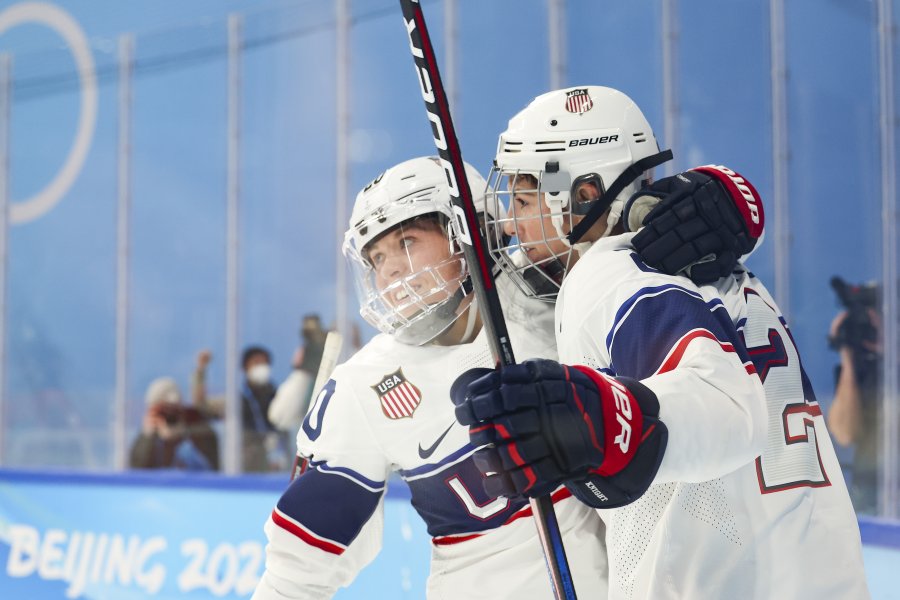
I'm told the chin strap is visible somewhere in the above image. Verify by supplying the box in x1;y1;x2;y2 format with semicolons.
566;149;673;245
600;199;626;239
520;255;569;295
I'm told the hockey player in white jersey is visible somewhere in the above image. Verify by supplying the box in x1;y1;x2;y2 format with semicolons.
251;156;610;600
451;86;870;599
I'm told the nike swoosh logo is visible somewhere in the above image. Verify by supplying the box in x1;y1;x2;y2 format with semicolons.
418;422;455;459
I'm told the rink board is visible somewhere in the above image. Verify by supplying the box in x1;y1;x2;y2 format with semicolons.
0;469;896;599
0;469;429;599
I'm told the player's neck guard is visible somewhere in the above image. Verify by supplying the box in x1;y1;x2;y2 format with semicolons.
520;258;567;299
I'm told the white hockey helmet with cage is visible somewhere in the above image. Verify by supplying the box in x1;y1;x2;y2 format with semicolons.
484;86;672;301
343;156;491;345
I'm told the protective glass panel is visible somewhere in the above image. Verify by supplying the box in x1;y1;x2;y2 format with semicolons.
783;0;883;516
5;34;118;468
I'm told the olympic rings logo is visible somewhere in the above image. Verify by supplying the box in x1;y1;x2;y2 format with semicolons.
0;2;97;224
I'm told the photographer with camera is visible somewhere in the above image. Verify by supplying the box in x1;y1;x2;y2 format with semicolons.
827;276;882;513
129;376;220;470
268;314;329;433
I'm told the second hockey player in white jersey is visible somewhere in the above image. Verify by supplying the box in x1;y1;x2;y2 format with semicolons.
452;86;870;599
251;157;609;599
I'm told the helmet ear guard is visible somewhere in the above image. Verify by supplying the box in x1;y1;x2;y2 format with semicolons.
566;149;673;244
539;165;606;230
569;173;606;216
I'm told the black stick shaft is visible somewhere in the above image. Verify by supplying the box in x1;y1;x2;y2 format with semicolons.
398;2;577;598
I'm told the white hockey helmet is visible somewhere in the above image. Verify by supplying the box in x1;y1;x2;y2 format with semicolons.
343;156;491;345
483;86;672;301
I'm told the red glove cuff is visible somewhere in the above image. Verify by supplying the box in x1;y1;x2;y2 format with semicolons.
572;366;643;477
691;165;764;240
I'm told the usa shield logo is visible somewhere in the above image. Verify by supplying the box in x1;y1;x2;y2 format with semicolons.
372;368;422;419
565;88;593;114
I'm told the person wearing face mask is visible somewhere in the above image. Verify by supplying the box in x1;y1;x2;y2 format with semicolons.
192;346;288;472
240;345;290;472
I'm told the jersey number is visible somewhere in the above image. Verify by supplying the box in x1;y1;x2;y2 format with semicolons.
301;379;336;442
741;289;830;493
447;475;509;520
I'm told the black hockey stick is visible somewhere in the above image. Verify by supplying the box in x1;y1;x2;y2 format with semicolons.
398;2;577;598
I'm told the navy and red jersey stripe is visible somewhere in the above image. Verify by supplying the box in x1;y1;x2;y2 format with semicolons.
607;283;752;380
275;462;385;553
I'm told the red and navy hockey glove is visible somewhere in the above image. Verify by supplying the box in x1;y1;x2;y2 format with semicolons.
627;165;764;285
450;359;667;507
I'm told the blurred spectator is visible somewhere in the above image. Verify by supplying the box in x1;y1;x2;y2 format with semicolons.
129;377;219;470
826;277;883;514
268;314;329;432
193;346;288;472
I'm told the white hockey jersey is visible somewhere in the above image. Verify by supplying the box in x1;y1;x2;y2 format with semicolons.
253;275;608;600
555;233;869;600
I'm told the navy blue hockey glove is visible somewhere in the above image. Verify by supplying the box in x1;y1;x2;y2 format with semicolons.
627;165;764;285
450;359;668;507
